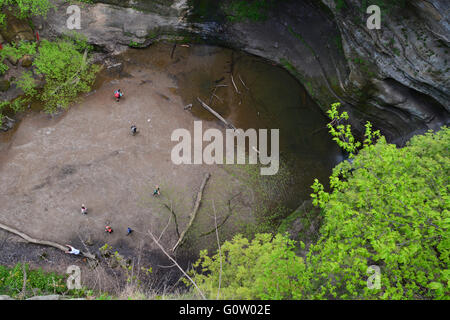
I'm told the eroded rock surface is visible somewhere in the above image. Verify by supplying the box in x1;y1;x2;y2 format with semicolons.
21;0;450;141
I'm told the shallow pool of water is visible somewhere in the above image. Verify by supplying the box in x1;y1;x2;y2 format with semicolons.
121;43;343;209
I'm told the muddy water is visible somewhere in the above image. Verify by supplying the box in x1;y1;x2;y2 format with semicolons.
122;43;342;209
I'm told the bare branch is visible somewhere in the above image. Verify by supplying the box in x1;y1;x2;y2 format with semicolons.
147;230;206;300
231;74;241;94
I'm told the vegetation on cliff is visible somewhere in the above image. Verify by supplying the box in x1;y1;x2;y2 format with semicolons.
188;104;449;300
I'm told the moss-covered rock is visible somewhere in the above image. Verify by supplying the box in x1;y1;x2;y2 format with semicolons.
0;12;34;43
0;79;10;91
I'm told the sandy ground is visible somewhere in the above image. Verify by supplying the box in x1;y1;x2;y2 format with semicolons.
0;44;342;294
0;48;254;266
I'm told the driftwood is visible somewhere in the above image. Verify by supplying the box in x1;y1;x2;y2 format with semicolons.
197;97;236;130
172;173;211;252
238;75;249;91
230;74;241;94
0;222;97;260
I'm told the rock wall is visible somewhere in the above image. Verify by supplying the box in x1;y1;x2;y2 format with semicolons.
5;0;448;142
321;0;449;142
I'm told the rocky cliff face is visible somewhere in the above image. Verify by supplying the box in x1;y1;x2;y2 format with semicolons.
9;0;449;142
321;0;449;142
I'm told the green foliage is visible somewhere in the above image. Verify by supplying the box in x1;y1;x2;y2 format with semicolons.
0;100;8;126
191;102;449;300
0;0;54;24
9;96;29;112
32;38;99;113
61;31;94;52
14;70;37;96
95;293;113;300
189;233;307;299
1;41;36;60
0;263;66;299
0;40;37;74
326;102;380;158
129;40;141;48
224;0;273;22
308;126;449;299
0;61;8;74
1;36;98;122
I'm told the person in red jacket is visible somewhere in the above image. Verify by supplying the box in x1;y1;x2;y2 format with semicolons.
114;89;123;102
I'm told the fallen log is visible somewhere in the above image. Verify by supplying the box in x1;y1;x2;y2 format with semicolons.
172;173;211;252
197;97;236;130
0;222;97;260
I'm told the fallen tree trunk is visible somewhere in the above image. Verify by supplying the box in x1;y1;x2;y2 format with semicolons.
172;173;211;252
0;222;97;260
197;98;236;130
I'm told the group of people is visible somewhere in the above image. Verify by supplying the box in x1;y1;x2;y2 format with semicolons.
114;89;139;136
66;184;162;256
65;90;163;256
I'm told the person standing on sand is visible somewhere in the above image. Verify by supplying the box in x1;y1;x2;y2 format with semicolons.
81;204;88;215
105;226;113;234
153;185;160;197
114;89;123;102
131;125;138;136
126;227;133;236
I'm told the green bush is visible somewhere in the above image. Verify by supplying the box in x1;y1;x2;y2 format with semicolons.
309;126;449;299
189;104;449;300
189;233;306;299
0;0;54;24
0;263;66;298
14;70;37;96
0;40;37;75
32;38;99;113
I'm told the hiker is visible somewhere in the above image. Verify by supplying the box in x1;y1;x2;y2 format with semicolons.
81;204;88;215
153;185;160;197
130;125;138;136
126;227;133;236
114;89;123;102
105;226;113;234
65;245;81;255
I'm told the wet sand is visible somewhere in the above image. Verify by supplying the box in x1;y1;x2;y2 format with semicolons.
0;43;342;278
0;46;253;258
